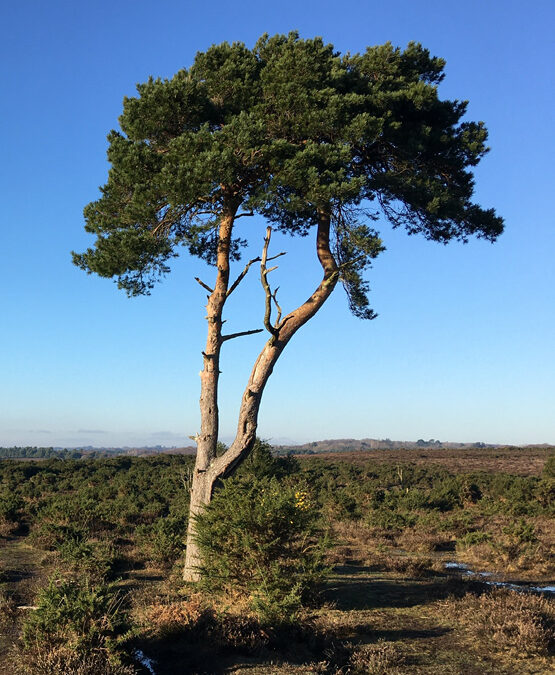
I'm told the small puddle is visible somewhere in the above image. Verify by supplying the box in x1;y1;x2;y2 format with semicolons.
134;649;157;675
444;562;555;594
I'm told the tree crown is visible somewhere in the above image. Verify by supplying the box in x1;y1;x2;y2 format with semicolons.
73;32;503;318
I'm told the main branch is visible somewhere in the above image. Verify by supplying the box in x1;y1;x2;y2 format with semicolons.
211;207;339;481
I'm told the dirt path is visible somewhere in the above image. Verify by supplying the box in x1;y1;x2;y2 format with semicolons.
0;537;51;672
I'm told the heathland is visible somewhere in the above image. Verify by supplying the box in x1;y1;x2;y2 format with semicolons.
0;443;553;673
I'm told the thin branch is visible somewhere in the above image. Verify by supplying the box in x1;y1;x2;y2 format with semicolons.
235;211;255;220
261;226;279;337
267;251;287;262
227;257;261;297
192;209;220;217
221;328;264;342
337;254;366;271
195;277;214;293
272;287;282;327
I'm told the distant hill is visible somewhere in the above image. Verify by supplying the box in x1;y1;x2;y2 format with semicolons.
274;438;515;455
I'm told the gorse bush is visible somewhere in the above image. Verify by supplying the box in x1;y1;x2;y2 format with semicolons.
235;438;300;480
136;515;186;566
0;491;23;535
457;530;492;549
194;475;329;623
21;574;132;673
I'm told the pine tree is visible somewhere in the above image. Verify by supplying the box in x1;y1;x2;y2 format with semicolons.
73;33;503;578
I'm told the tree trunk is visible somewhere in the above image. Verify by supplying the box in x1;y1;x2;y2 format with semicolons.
183;207;338;581
183;200;237;581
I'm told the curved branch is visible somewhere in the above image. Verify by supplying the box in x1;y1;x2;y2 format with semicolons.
211;207;339;480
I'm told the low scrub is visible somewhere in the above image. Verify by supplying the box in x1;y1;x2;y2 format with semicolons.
444;589;554;656
20;574;132;674
348;639;406;674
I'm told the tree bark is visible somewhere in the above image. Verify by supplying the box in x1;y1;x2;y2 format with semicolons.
183;207;339;581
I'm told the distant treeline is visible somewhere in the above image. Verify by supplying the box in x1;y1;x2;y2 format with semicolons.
0;446;84;459
0;446;192;460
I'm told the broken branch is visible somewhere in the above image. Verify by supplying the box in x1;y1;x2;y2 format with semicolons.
195;277;214;293
227;257;261;297
261;226;279;337
221;328;264;342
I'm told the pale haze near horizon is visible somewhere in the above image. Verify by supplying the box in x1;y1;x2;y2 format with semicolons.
1;0;554;448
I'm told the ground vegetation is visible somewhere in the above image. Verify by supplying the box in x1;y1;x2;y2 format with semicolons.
0;446;553;673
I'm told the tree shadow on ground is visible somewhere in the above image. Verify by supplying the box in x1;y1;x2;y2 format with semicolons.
133;623;453;675
0;568;34;584
323;564;473;611
132;564;468;674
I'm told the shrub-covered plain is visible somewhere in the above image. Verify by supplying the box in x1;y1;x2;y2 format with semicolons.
0;445;553;673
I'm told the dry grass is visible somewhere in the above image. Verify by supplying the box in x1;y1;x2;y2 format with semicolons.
452;515;555;579
442;589;554;656
14;645;136;675
347;639;406;674
16;647;138;675
133;592;272;653
0;519;19;538
306;447;550;476
134;594;211;637
396;527;454;554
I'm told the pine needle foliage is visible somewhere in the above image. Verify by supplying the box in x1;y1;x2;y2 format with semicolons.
74;32;503;317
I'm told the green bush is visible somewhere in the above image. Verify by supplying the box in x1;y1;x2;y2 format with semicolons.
235;438;300;480
194;476;329;623
0;492;23;522
367;508;417;531
22;574;129;659
457;530;493;549
30;522;88;550
136;515;186;565
57;537;120;580
0;492;23;534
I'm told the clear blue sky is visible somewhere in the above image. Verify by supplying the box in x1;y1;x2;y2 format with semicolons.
1;0;554;447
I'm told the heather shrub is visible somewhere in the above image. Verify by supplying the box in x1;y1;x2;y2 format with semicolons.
444;589;554;656
542;453;555;479
348;639;406;674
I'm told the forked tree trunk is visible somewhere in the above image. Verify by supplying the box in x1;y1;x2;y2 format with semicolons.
183;208;338;581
